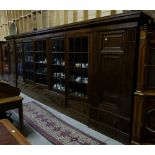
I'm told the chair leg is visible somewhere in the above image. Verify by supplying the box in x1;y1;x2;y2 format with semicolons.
19;103;23;133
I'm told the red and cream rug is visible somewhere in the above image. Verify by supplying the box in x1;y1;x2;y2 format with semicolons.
22;101;104;145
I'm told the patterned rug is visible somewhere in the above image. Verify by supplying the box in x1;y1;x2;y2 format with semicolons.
22;101;104;145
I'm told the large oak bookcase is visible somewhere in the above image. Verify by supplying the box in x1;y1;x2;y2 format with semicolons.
5;11;155;144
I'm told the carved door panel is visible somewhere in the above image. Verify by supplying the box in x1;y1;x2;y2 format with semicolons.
98;30;136;138
99;30;125;113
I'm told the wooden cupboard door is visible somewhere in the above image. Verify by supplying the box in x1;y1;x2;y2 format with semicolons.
98;30;136;138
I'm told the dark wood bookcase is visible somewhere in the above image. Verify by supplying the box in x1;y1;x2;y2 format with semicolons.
5;11;155;144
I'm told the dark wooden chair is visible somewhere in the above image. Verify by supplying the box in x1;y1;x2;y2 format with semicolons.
0;81;23;132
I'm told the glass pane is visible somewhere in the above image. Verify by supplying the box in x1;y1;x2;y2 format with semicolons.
2;45;9;74
34;40;47;85
69;38;74;52
51;38;65;92
75;37;81;52
82;37;88;52
52;39;64;52
68;36;88;99
147;67;155;87
148;45;155;65
35;40;43;51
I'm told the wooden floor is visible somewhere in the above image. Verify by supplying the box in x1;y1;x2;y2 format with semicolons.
18;81;124;145
18;82;65;112
20;93;123;145
18;81;76;122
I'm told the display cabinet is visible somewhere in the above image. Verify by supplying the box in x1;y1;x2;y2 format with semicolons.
5;11;154;144
34;40;47;85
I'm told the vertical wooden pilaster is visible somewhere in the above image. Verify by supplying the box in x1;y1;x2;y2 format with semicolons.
84;10;88;20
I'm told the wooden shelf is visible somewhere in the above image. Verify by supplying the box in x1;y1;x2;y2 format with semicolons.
69;67;88;71
25;70;33;73
52;76;65;80
35;72;47;76
69;80;88;85
52;88;65;94
35;51;46;53
24;51;33;53
35;62;47;64
52;51;64;54
52;64;65;67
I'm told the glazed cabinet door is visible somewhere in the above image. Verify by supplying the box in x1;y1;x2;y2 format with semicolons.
8;40;17;86
23;41;33;81
66;31;91;123
1;43;9;82
15;41;24;84
33;39;47;86
50;37;65;93
48;36;66;107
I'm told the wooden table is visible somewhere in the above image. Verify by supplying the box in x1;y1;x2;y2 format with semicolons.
0;96;23;132
0;119;30;145
0;81;24;132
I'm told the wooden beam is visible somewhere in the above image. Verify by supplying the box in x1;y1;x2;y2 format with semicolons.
96;10;101;18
